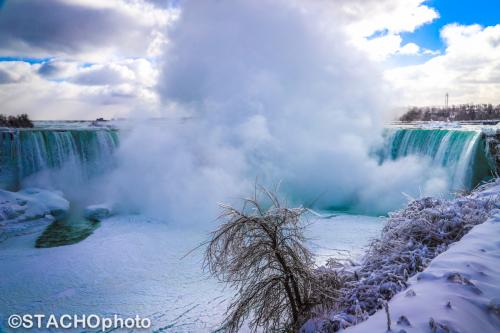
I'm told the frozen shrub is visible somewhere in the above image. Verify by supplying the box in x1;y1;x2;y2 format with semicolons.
204;187;341;332
302;180;500;332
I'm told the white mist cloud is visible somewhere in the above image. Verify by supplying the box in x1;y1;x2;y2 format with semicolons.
100;0;448;224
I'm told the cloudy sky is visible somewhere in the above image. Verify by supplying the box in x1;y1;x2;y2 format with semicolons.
0;0;499;120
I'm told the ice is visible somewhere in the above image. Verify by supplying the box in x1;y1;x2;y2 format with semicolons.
305;213;384;264
0;188;69;242
0;215;230;332
0;211;383;332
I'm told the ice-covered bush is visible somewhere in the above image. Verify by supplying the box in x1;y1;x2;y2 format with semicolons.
302;181;500;332
205;188;342;332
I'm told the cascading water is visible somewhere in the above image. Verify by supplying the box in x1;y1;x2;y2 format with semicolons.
378;128;492;191
0;128;119;190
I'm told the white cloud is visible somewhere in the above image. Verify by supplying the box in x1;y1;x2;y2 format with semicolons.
0;0;169;119
423;49;441;56
399;42;421;55
70;64;136;86
343;0;438;37
338;0;438;60
385;24;500;106
0;0;496;120
356;34;404;60
0;0;178;61
353;34;425;60
0;59;160;119
37;61;80;79
0;61;35;83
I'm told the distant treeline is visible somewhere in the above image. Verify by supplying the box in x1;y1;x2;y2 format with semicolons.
400;104;500;122
0;114;34;128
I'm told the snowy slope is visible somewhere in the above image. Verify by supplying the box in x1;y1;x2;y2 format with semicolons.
345;212;500;333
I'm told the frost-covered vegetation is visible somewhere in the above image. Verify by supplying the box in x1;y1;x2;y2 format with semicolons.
206;182;500;332
302;181;500;332
204;189;342;332
0;113;33;128
399;104;500;122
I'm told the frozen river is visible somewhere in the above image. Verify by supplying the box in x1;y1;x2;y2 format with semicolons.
0;213;383;332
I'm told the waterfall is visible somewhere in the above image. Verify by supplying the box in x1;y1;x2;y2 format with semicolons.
379;128;490;191
0;129;119;190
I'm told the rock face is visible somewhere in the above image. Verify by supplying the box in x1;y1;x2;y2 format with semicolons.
83;204;112;222
484;131;500;175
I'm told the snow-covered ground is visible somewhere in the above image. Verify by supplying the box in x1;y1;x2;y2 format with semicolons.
0;205;382;332
0;215;229;332
3;183;497;333
301;181;500;333
345;212;500;333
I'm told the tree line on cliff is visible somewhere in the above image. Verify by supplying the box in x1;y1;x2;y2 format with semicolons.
0;114;34;128
400;104;500;122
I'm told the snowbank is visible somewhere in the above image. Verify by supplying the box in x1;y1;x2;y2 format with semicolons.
344;212;500;333
420;121;462;129
0;188;69;242
302;181;500;333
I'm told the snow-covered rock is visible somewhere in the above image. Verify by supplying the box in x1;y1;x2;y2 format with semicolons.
83;204;112;221
0;188;69;242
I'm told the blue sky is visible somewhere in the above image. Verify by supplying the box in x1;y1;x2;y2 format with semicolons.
0;56;52;64
403;0;500;52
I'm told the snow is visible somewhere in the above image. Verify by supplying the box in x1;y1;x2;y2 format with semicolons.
0;188;69;242
302;181;500;333
421;121;462;129
3;183;498;333
344;212;500;333
0;215;230;332
0;207;382;332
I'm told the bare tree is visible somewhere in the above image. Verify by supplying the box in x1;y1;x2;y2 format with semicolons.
204;187;341;332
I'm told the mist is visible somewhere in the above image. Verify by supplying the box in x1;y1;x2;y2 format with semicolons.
92;0;448;223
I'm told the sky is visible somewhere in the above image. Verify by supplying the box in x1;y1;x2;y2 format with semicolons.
0;0;499;120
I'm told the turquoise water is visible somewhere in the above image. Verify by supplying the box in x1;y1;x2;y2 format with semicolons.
0;128;118;189
0;125;495;209
378;128;492;191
